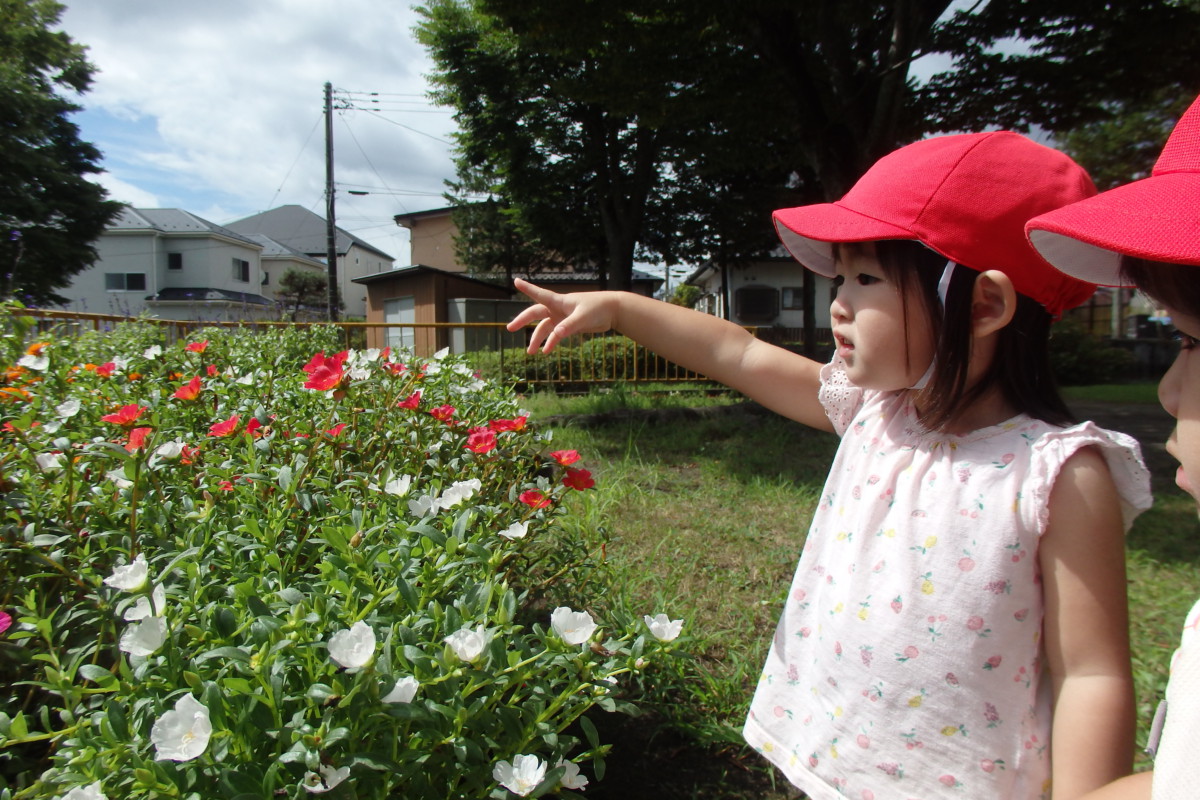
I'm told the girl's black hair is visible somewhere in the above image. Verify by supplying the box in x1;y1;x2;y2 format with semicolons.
1121;255;1200;320
869;239;1075;431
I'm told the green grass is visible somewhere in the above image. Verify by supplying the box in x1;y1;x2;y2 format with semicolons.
1061;382;1162;404
531;384;1197;798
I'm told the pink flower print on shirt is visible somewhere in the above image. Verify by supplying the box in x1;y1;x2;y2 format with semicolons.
862;791;876;800
852;484;862;499
983;655;1003;671
1013;665;1032;688
927;614;947;642
956;465;972;483
901;728;924;751
896;645;919;662
966;615;991;637
1005;541;1029;562
773;705;792;719
980;758;1006;773
786;664;800;684
862;682;883;702
860;645;874;667
856;733;871;749
876;762;904;779
939;774;963;788
890;595;903;614
1014;607;1030;622
945;672;960;687
985;579;1012;595
984;702;1003;728
993;452;1016;469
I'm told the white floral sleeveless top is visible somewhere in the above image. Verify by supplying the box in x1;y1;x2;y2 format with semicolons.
1152;597;1200;800
744;359;1151;800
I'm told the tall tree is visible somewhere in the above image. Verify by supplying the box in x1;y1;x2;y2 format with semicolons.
0;0;123;306
275;269;333;322
416;0;1200;290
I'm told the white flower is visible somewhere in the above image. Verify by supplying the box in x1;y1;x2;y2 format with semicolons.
153;440;186;461
120;616;168;657
36;452;64;472
328;620;376;669
150;693;211;761
57;781;107;800
439;478;481;509
444;626;488;663
493;754;547;797
236;372;254;386
104;554;149;592
124;584;167;621
56;399;81;418
433;347;450;360
112;356;130;370
407;493;439;518
383;475;412;497
17;354;48;371
302;764;351;794
348;366;372;381
556;759;589;791
643;613;684;642
550;607;596;645
143;345;162;360
105;468;133;490
498;521;528;540
381;675;419;704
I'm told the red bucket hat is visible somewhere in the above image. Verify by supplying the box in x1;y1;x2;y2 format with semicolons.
773;131;1099;316
1026;94;1200;286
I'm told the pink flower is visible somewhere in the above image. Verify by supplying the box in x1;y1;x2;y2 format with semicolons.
185;340;209;353
429;405;456;422
983;655;1002;670
101;404;146;426
464;427;497;454
519;489;551;509
396;391;421;409
208;414;240;437
562;467;595;491
549;449;580;466
173;376;202;401
0;611;11;635
966;615;985;631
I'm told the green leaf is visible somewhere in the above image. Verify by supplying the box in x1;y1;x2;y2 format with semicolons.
78;664;117;687
196;646;251;664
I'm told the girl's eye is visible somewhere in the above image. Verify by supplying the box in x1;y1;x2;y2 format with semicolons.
1172;330;1200;351
855;274;881;286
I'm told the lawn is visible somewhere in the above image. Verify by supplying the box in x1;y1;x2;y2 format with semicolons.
523;385;1200;800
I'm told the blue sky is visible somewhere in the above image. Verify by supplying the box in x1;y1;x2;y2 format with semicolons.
57;1;459;263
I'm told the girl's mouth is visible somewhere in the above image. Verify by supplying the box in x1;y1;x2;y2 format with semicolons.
835;333;854;357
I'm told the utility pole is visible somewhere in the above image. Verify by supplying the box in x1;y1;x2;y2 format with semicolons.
324;82;339;322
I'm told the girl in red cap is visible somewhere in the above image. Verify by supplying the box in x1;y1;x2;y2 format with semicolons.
1027;93;1200;800
510;131;1150;800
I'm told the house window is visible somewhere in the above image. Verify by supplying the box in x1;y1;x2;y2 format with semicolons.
105;273;147;292
734;285;779;323
781;286;805;310
167;252;183;270
232;258;250;283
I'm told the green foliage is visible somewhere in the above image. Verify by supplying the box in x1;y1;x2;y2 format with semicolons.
0;0;125;305
0;325;684;798
275;270;333;322
1049;319;1137;386
473;338;705;388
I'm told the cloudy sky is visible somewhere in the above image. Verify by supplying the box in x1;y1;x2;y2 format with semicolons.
56;1;459;264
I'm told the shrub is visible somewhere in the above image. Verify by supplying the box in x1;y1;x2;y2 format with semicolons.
474;337;702;388
1049;319;1137;386
0;317;683;799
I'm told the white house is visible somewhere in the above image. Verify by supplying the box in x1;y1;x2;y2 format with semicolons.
58;208;320;322
686;253;836;336
226;205;394;318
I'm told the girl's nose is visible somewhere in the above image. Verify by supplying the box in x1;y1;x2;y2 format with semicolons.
830;293;849;323
1159;353;1185;419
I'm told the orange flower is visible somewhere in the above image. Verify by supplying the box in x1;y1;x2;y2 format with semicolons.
549;450;581;467
126;427;153;451
172;376;202;401
488;416;528;433
25;342;48;356
101;404;146;426
185;340;209;353
208;414;240;437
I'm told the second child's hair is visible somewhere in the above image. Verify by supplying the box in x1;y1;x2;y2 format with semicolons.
1121;256;1200;321
871;240;1076;431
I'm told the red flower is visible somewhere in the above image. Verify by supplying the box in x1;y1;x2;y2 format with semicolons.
324;422;348;438
185;340;208;353
489;416;528;433
208;414;240;437
95;361;116;378
206;364;220;377
181;444;199;464
218;480;235;492
245;417;263;438
304;364;345;392
101;404;146;426
562;467;595;491
429;405;456;422
126;426;153;451
464;427;497;454
519;489;551;509
549;450;581;466
172;376;202;401
396;391;421;409
302;350;348;374
384;362;407;375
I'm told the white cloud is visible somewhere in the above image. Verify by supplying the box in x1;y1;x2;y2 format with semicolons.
57;1;459;261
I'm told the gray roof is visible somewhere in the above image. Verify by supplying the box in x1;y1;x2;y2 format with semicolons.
111;208;261;248
148;287;273;306
226;205;394;262
242;233;326;267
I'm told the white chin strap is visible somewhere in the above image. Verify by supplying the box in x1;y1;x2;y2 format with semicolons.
908;261;957;391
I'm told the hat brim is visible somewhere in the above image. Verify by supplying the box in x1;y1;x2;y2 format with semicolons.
773;203;919;277
1027;171;1200;287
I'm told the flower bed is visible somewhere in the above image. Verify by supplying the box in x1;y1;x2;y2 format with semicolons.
0;312;682;799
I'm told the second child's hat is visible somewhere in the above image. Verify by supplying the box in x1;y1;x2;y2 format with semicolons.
773;131;1099;316
1026;94;1200;286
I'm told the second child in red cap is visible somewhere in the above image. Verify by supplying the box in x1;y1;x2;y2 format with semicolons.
509;132;1151;800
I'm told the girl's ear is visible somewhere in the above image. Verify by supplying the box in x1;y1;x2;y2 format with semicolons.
971;270;1017;337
